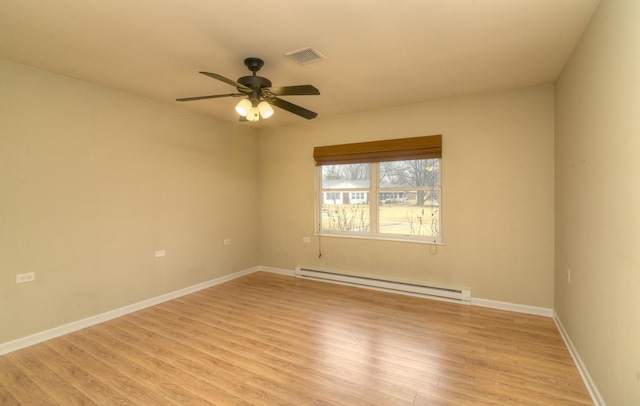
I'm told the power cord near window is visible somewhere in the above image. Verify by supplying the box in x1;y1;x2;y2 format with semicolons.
318;223;323;258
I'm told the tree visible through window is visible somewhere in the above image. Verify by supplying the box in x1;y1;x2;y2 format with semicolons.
379;158;440;238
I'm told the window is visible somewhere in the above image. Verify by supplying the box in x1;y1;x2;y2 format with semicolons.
314;135;442;244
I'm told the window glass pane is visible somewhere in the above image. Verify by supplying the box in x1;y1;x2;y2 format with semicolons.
378;191;440;237
320;164;371;233
322;164;370;188
380;159;439;188
378;158;441;237
321;200;370;232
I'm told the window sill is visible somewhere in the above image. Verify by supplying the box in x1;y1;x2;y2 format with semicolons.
315;232;444;245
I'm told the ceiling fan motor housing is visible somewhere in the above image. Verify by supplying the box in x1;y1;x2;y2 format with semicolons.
237;75;272;90
238;58;272;100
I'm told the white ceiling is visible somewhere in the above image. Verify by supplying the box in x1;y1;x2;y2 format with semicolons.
0;0;599;127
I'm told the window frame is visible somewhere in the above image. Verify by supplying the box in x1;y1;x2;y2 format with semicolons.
314;135;443;245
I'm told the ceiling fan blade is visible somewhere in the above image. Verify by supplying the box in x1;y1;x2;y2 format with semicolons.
268;85;320;96
176;93;242;102
199;72;250;90
271;97;318;119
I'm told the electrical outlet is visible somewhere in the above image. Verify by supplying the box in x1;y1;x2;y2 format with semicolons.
155;250;166;257
224;239;232;245
303;237;311;243
16;272;35;284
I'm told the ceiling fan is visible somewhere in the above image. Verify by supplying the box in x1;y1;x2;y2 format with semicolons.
176;57;320;121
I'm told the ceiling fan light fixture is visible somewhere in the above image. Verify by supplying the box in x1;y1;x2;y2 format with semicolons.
245;107;260;122
258;101;274;119
235;98;252;116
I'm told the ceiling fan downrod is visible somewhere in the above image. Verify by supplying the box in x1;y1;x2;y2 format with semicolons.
237;58;272;91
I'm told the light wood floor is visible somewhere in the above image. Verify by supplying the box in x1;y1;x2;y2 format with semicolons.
0;272;592;405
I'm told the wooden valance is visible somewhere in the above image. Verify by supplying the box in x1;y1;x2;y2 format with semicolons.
313;134;442;166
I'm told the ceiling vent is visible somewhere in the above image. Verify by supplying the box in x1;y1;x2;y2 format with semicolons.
286;47;326;65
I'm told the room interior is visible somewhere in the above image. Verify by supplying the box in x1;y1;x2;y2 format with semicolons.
1;1;638;404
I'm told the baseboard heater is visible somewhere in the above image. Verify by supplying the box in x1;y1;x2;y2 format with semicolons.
294;267;471;304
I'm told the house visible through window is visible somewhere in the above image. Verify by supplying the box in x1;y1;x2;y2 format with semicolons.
314;135;442;244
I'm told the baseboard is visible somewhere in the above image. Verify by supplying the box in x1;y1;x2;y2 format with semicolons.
553;311;606;406
260;266;554;317
257;265;295;276
471;297;554;317
0;266;260;356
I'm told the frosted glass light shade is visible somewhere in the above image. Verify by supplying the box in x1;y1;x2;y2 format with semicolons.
246;107;260;122
258;101;274;119
235;99;252;116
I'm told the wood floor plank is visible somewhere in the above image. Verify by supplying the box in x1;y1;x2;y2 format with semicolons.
0;389;21;406
0;355;56;405
0;357;28;406
92;319;251;404
32;343;131;405
120;311;339;405
46;335;178;405
0;271;593;405
75;326;222;405
125;307;410;405
5;350;96;405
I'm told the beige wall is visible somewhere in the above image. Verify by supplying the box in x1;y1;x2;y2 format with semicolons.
259;84;555;308
0;59;260;343
555;0;640;404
